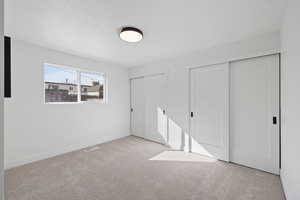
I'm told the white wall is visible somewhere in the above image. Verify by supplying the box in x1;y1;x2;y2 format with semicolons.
280;0;300;199
4;40;130;169
130;31;280;152
0;0;4;198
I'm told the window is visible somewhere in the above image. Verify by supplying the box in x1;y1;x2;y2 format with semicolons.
44;63;105;103
80;72;105;102
44;64;78;103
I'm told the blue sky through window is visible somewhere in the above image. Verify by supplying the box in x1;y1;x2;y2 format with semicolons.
80;72;104;86
44;64;77;84
44;64;104;86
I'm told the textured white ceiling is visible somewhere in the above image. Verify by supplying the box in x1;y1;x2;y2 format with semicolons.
5;0;286;67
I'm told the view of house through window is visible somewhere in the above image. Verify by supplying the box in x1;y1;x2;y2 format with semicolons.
44;64;105;103
80;72;104;102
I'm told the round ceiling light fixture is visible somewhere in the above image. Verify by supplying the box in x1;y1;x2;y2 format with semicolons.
120;27;143;43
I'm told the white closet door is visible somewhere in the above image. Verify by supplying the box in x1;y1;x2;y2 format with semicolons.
131;78;145;138
230;55;279;174
144;74;168;144
190;63;229;161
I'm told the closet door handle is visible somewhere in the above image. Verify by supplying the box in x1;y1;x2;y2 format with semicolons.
272;116;277;125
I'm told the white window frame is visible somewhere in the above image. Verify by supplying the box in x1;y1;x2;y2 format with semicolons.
44;63;107;104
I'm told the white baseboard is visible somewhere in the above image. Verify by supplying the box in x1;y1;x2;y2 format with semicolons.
5;134;130;170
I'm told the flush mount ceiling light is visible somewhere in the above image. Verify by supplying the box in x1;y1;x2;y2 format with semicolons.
120;27;143;43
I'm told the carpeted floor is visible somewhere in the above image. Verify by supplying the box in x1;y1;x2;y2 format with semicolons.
5;136;285;200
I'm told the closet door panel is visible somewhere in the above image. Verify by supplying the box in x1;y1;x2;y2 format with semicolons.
131;78;145;138
190;63;229;161
144;74;167;144
230;55;279;174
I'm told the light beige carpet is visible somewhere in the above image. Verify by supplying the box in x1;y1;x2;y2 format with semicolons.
5;136;285;200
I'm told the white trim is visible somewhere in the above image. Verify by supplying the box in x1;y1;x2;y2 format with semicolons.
188;68;192;152
186;53;281;71
188;61;228;70
224;63;230;161
44;100;106;105
0;170;3;200
129;73;165;80
77;69;81;102
280;170;288;200
130;79;133;134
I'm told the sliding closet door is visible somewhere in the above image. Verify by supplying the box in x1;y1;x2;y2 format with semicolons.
130;78;145;138
230;55;279;174
131;74;167;144
190;63;229;161
144;74;167;144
